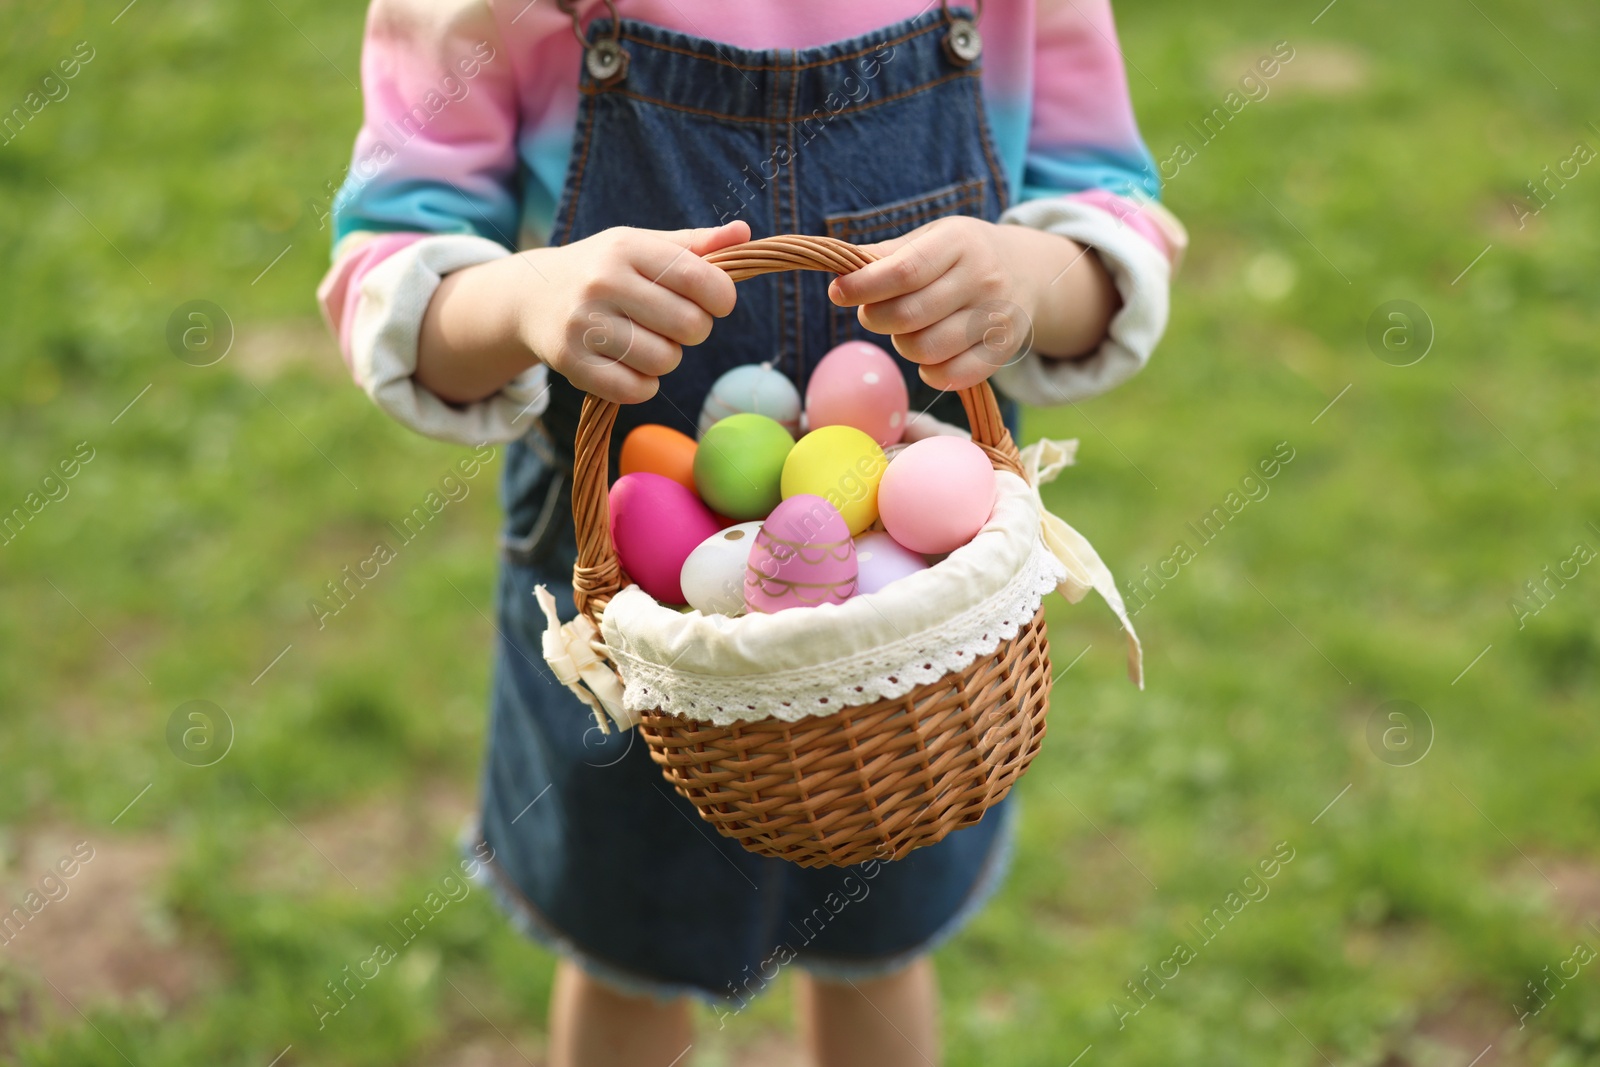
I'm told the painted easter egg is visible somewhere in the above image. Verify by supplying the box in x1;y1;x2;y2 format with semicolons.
854;530;929;595
804;341;909;447
619;424;698;494
609;472;721;604
744;495;858;613
779;425;887;536
878;437;996;554
679;522;762;617
698;363;803;437
693;413;795;520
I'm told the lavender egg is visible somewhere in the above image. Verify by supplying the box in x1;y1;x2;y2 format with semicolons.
853;531;929;595
744;495;858;613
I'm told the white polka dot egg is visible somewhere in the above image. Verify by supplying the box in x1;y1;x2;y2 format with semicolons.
804;341;909;447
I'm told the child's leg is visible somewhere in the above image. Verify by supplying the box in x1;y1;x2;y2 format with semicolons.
795;956;940;1067
549;959;693;1067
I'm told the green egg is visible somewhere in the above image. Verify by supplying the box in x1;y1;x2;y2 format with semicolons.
693;413;794;520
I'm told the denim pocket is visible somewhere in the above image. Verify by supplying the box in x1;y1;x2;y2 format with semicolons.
823;176;988;348
501;464;573;570
823;176;988;245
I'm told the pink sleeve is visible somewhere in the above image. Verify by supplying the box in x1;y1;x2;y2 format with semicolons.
989;0;1185;403
1061;189;1176;265
1021;0;1177;265
316;0;523;368
316;232;426;373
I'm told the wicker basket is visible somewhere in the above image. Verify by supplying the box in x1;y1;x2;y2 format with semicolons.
568;234;1054;868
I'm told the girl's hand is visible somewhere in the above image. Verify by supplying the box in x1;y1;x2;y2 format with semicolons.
827;215;1119;392
418;221;749;406
526;222;748;403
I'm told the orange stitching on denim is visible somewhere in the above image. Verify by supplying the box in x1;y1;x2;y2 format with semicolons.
616;22;934;73
828;191;983;240
830;195;973;240
825;178;987;237
833;192;983;238
785;60;804;367
556;92;601;245
829;190;958;234
969;76;1010;214
580;69;979;126
826;188;986;244
769;63;789;373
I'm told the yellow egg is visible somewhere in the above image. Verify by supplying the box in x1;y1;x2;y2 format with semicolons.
779;425;887;536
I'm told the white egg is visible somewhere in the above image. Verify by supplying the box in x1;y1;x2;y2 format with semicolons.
679;522;763;616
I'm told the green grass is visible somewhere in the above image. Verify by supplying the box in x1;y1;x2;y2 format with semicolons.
2;0;1598;1064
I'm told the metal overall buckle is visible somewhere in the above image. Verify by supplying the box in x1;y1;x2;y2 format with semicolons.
557;0;629;86
940;0;984;66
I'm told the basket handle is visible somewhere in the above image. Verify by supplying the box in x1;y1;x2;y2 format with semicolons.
571;233;1023;620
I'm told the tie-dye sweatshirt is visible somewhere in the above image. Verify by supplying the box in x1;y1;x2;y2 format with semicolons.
318;0;1186;445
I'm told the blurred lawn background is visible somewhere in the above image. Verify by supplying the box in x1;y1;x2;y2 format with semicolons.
2;0;1597;1064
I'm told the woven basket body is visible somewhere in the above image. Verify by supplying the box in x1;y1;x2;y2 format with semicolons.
570;235;1055;867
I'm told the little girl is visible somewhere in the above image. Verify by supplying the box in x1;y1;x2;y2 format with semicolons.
318;1;1183;1063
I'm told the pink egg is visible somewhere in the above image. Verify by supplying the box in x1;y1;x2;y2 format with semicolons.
804;341;909;447
877;437;996;555
853;531;929;595
744;495;858;613
609;472;721;604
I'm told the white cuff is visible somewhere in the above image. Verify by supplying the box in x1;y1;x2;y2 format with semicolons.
991;198;1175;405
350;234;550;445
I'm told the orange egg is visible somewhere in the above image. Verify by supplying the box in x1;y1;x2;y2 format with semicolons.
619;424;698;494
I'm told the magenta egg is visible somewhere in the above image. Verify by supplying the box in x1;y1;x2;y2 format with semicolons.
609;472;721;604
853;531;929;595
804;341;909;447
877;437;997;555
744;495;858;613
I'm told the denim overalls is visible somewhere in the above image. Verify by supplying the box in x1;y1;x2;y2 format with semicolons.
475;7;1024;1001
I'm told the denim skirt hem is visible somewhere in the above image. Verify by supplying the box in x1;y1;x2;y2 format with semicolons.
460;797;1019;1003
785;798;1019;985
460;820;714;1004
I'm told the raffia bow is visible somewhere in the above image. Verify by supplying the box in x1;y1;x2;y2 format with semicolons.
1017;437;1145;688
533;585;639;732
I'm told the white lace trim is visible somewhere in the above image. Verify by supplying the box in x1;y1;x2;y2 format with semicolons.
606;539;1065;725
